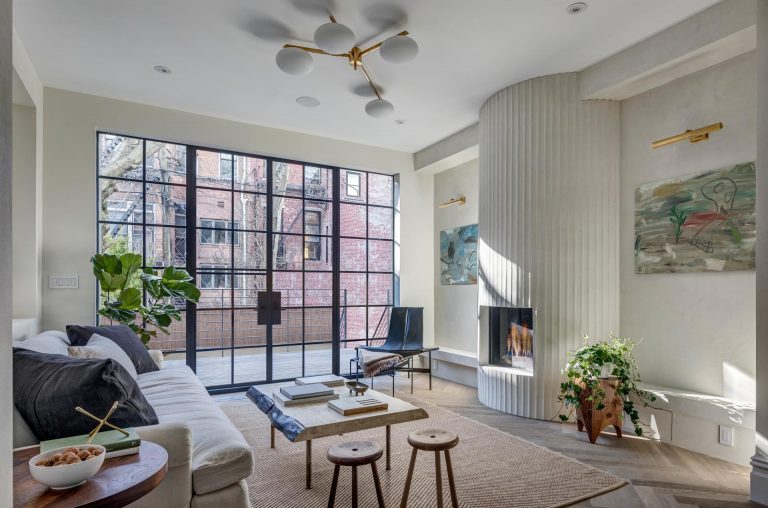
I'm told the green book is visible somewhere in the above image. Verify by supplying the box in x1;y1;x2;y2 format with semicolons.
41;428;141;455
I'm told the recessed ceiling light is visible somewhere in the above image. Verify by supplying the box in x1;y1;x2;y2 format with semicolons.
567;2;587;14
394;119;406;125
296;96;321;107
153;65;172;74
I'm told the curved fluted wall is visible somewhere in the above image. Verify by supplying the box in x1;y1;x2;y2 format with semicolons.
477;73;620;420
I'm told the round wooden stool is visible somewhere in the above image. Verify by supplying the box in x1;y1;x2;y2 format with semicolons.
401;429;459;508
327;441;385;508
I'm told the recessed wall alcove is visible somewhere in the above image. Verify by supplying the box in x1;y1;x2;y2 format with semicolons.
476;73;621;420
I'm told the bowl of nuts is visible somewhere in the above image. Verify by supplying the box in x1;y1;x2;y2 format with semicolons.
28;445;106;489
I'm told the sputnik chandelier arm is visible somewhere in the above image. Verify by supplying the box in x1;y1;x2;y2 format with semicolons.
275;14;418;118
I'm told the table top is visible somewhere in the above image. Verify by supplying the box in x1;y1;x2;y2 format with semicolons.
248;382;429;442
13;441;168;508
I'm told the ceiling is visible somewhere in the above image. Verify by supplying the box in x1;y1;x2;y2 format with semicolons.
13;0;721;153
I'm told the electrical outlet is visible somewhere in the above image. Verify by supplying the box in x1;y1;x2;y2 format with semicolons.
719;425;734;447
48;275;79;289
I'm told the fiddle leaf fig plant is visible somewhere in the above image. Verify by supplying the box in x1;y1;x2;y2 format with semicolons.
93;253;201;347
557;335;656;437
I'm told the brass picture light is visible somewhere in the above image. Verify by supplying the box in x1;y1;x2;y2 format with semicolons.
651;122;723;149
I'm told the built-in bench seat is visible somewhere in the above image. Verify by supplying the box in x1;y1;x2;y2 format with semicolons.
630;383;755;465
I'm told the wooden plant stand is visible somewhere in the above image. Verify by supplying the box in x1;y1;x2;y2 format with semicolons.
576;377;624;444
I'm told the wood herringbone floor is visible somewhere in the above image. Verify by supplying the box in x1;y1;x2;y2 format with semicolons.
216;373;756;507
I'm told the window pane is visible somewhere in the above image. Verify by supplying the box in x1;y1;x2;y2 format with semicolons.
304;343;333;377
305;166;332;200
234;347;267;384
273;308;303;346
368;240;393;272
368;206;393;239
340;203;366;237
305;201;332;234
197;189;231;223
146;141;186;184
340;307;366;341
234;273;266;308
274;271;303;307
274;234;303;270
198;230;231;268
273;197;302;233
99;223;142;257
305;272;332;306
340;273;366;305
340;238;366;271
235;193;266;231
146;184;186;226
234;232;266;270
273;161;303;197
234;310;266;347
305;308;332;343
368;274;393;305
98;134;143;180
197;310;232;349
236;157;267;193
368;307;390;340
100;179;143;223
368;173;393;206
197;150;231;189
305;237;331;271
146;226;186;267
341;169;366;203
146;311;186;354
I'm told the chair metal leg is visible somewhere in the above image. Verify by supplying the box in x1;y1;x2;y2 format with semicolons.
444;449;458;508
386;425;391;470
327;465;340;508
306;440;312;489
429;351;433;390
400;447;418;508
351;465;358;508
410;358;414;394
392;369;395;395
434;450;444;508
371;461;385;508
270;425;275;449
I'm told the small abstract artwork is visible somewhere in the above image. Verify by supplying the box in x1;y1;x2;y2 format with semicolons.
440;224;478;285
635;161;756;274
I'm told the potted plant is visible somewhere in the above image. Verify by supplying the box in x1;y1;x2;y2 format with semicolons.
92;252;201;347
557;335;656;443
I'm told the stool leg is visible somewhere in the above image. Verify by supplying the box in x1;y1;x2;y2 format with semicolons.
386;425;391;471
400;448;418;508
270;425;275;449
327;465;340;508
444;449;458;508
306;440;312;489
351;465;358;508
371;461;385;508
410;358;414;394
434;450;444;508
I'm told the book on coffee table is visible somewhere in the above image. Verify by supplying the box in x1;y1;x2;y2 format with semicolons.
295;374;346;387
273;391;339;407
328;397;388;416
280;383;333;400
40;428;141;458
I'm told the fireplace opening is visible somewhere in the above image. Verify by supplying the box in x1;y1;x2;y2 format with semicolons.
486;306;534;372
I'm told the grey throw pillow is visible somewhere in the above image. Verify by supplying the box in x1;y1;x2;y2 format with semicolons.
66;324;159;374
12;348;159;441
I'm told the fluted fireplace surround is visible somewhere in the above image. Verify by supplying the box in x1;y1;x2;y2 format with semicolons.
476;73;621;420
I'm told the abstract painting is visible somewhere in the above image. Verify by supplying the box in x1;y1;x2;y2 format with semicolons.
635;161;756;274
440;224;478;284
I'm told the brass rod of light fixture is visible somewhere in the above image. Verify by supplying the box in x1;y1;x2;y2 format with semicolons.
329;15;337;23
358;63;382;100
439;197;466;208
282;43;348;58
651;122;723;149
359;31;409;57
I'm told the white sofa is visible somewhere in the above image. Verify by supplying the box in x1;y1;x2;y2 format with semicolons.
12;331;254;508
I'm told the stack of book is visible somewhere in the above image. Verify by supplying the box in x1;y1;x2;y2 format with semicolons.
41;428;141;458
274;383;340;407
294;374;346;387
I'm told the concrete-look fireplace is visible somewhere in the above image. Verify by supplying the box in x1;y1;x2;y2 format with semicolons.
476;72;621;420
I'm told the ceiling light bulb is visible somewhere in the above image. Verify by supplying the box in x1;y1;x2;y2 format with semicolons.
379;35;419;64
276;47;314;76
365;98;394;118
314;22;355;54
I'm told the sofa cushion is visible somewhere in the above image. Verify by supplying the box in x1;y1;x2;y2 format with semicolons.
69;333;139;380
13;348;159;441
66;324;159;374
12;330;70;356
138;365;253;495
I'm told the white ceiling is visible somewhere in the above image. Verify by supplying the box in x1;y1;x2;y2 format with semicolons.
13;0;721;153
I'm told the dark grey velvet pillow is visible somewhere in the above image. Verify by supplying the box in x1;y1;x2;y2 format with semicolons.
12;348;159;441
66;324;159;374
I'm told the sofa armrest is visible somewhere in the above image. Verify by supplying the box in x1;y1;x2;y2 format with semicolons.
135;422;193;469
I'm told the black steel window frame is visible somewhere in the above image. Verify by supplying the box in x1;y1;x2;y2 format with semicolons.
96;131;395;392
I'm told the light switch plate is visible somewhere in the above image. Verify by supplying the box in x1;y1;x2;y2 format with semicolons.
719;425;734;447
48;275;79;289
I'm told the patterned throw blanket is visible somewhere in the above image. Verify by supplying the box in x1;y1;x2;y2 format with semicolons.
358;349;403;378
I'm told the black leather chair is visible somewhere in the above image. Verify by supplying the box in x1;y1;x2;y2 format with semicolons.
354;307;438;393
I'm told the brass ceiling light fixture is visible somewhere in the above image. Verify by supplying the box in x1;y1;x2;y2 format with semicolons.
275;15;418;118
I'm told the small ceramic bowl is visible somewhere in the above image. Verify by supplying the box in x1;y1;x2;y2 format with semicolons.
345;380;369;396
28;444;106;490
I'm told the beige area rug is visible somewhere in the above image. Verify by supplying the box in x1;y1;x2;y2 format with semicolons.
221;398;627;508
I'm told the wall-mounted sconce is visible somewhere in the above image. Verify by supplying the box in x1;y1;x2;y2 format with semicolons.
439;196;466;208
651;122;723;149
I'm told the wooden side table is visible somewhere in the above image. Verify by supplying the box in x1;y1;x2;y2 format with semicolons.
13;441;168;508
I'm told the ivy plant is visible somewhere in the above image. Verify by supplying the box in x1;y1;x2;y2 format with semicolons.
93;253;201;346
557;335;656;437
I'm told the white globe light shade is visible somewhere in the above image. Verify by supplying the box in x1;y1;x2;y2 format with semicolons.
379;35;418;63
365;98;394;118
314;22;355;54
276;47;314;76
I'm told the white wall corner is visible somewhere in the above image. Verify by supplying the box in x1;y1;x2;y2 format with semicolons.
12;28;43;108
414;123;479;173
